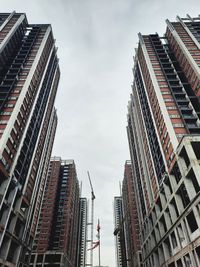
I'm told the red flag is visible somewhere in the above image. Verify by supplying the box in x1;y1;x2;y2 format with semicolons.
97;219;100;232
87;241;100;251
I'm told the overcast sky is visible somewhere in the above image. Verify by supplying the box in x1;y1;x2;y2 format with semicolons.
1;0;200;266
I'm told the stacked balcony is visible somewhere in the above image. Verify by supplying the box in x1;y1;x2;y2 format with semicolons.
0;26;40;111
186;22;200;43
149;34;200;134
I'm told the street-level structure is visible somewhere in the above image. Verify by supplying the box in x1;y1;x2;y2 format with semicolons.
0;12;59;267
127;15;200;267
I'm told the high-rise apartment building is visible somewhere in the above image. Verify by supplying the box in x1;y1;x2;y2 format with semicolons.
0;12;59;267
114;196;127;267
127;15;200;267
122;161;141;267
77;197;88;267
30;157;80;267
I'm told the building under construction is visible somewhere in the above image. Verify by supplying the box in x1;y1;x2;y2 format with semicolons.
30;157;82;267
0;12;59;267
122;161;141;267
114;196;127;267
127;15;200;267
77;197;88;267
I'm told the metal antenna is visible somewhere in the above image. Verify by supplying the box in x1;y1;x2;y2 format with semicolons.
80;181;82;197
119;181;122;196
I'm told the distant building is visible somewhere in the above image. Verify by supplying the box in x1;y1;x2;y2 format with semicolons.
30;158;80;267
0;12;59;266
114;196;127;267
77;197;88;267
127;15;200;267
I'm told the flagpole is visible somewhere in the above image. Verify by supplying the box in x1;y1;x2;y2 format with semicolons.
88;171;95;267
98;219;101;267
91;193;94;266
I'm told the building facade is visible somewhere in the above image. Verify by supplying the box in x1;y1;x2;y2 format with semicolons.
122;161;141;267
127;15;200;267
114;196;127;267
30;157;80;267
0;12;59;267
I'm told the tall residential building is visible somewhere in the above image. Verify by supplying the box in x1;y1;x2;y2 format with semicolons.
114;196;127;267
127;15;200;267
77;197;88;267
0;12;59;267
30;157;80;267
122;161;141;267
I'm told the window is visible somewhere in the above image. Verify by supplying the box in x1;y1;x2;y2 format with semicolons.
177;259;183;267
171;231;178;248
187;210;198;233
